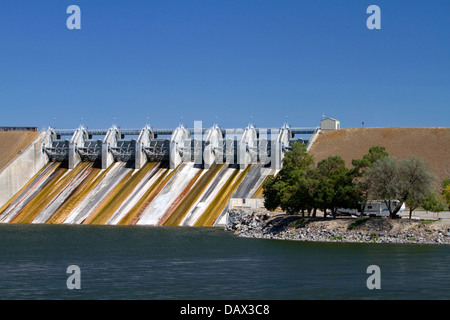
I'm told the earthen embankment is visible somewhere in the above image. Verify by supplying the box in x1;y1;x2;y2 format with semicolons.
308;127;450;183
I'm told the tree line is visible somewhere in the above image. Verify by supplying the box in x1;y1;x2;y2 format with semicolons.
263;142;449;219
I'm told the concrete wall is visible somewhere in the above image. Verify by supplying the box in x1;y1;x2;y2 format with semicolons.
0;132;49;208
228;198;265;209
306;129;322;151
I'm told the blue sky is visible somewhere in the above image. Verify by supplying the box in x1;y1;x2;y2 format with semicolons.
0;0;448;130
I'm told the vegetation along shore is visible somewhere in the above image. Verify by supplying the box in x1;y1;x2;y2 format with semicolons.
225;143;450;245
225;209;450;245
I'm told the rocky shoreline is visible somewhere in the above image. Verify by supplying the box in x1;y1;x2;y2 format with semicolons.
225;209;450;245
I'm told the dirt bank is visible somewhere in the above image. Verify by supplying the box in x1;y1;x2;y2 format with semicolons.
308;127;450;183
0;131;40;171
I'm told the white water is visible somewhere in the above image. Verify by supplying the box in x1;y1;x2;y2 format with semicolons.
137;163;203;225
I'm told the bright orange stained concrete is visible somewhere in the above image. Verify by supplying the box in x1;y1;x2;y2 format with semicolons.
117;164;178;226
162;163;224;226
45;165;110;224
0;162;56;216
84;162;159;225
10;162;90;223
159;168;204;226
195;165;251;227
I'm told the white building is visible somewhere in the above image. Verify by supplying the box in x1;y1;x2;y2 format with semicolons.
320;117;340;130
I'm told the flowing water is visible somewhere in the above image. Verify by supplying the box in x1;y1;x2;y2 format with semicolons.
0;223;448;300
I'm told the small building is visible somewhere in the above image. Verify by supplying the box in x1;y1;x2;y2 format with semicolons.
320;118;340;130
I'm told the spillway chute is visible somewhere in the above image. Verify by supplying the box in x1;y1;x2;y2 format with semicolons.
1;121;323;227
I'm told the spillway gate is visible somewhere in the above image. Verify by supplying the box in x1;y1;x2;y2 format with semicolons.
43;123;318;170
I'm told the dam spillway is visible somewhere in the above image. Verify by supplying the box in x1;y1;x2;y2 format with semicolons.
0;161;271;226
0;122;319;227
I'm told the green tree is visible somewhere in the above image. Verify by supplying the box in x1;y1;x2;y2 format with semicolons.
442;179;450;210
422;193;446;217
405;196;424;219
277;168;321;216
263;144;381;218
298;168;321;216
442;178;450;189
315;156;362;218
398;156;436;218
262;175;283;211
363;157;399;217
278;141;314;181
263;142;314;213
443;186;450;210
351;146;389;215
364;156;436;218
351;146;389;177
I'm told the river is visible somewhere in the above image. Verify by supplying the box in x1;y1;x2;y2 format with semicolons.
0;224;448;300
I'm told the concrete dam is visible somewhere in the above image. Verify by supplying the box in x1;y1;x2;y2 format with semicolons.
0;123;319;227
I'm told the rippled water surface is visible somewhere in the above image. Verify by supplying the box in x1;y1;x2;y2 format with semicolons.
0;224;448;299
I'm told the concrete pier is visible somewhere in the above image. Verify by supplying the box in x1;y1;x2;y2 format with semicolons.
102;126;120;169
135;126;154;169
203;125;223;169
169;125;191;169
238;125;258;170
68;126;88;169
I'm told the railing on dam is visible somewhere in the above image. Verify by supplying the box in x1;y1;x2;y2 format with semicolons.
53;127;318;137
0;126;38;131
